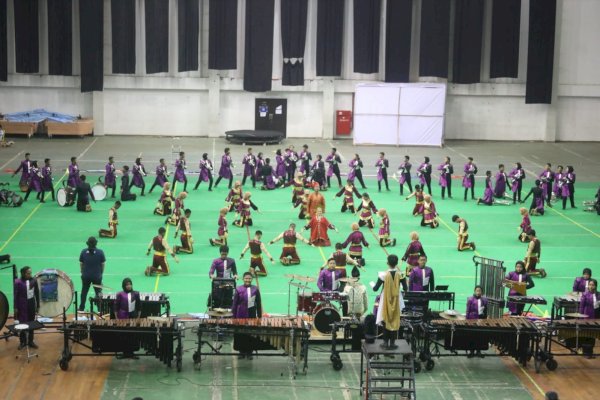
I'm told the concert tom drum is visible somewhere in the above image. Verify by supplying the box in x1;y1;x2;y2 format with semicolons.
296;290;315;313
313;303;341;334
91;183;107;201
57;187;75;207
34;269;74;318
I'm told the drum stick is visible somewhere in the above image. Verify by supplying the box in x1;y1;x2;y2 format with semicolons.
368;227;389;256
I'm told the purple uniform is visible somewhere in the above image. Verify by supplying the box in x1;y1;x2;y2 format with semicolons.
114;291;141;319
317;268;343;291
232;285;261;318
437;163;451;187
466;296;488;320
481;177;494;205
105;163;116;187
199;159;213;182
219;155;233;179
41;166;53;191
409;266;434;292
174;159;186;182
15;159;31;185
509;168;525;193
462;163;477;188
28;166;42;192
573;277;590;293
375;159;388;181
275;155;286;178
579;291;599;319
494;171;507;198
155;165;168;187
539;170;554;199
68;164;80;187
132;163;146;187
209;257;237;278
242;154;256;178
299;151;312;173
398;161;411;184
505;271;533;314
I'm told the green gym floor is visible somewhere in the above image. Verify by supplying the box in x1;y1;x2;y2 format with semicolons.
1;137;599;399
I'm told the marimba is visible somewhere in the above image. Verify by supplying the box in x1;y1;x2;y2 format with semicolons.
538;319;600;371
90;292;170;319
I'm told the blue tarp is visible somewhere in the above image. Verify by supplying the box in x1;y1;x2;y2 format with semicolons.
4;109;78;123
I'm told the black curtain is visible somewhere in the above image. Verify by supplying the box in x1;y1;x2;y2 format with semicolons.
14;0;39;73
111;0;135;74
316;0;344;77
453;0;484;84
0;0;7;81
419;0;450;78
490;0;521;78
145;0;169;74
354;0;381;74
48;0;72;76
526;0;556;104
281;0;307;86
178;0;199;72
244;0;274;92
385;0;412;83
79;0;103;92
208;0;237;70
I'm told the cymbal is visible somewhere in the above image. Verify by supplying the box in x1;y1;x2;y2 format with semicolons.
339;277;358;283
296;276;316;283
289;282;307;288
439;311;466;320
92;284;113;291
564;313;589;318
284;274;298;279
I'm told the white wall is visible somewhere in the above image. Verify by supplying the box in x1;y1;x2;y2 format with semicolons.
0;0;599;141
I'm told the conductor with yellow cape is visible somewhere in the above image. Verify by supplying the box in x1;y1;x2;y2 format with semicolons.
372;254;405;350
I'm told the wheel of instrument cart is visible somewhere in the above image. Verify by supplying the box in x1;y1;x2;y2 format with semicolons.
192;351;199;363
414;361;422;373
419;351;428;362
330;353;338;362
333;359;343;371
546;358;558;371
425;359;435;371
59;358;69;371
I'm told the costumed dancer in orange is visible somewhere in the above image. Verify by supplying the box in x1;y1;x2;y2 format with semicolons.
307;182;326;217
303;207;337;246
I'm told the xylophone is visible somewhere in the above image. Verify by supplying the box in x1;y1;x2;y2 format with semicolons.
537;319;600;371
193;317;310;376
551;295;581;320
90;292;170;319
59;316;183;371
506;295;547;305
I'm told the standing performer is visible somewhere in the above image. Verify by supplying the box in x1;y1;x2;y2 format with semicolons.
561;166;576;210
377;209;396;247
233;192;259;227
521;180;545;216
311;155;326;188
578;279;599;358
240;230;274;276
114;278;141;319
269;223;312;265
494;164;508;199
23;161;43;202
76;175;96;212
325;243;361;278
67;157;81;188
462;157;478;201
417;157;432;195
226;181;243;212
307;183;326;217
539;163;554;206
375;152;390;192
552;165;564;202
343;269;369;317
524;230;546;277
210;207;230;247
342;223;369;267
294;192;310;220
209;245;238;279
255;152;265;184
12;153;32;189
154;182;174;216
318;259;344;292
326;148;342;189
232;272;263;360
508;162;526;204
166;192;187;226
348;154;366;189
437;156;453;199
290;172;306;204
275;149;286;179
452;215;476;251
465;285;488;358
518;207;533;242
194;153;214;191
145;227;178;276
41;158;55;201
13;266;39;350
573;268;592;293
304;207;337;246
104;156;117;198
241;147;256;187
149;158;169;194
401;232;426;275
173;152;188;192
99;201;121;238
130;157;147;196
215;148;234;189
174;209;193;254
397;155;412;195
335;180;361;213
299;144;312;175
419;194;438;228
405;185;424;216
476;171;494;206
78;237;106;311
357;193;378;228
373;254;404;349
409;256;435;292
120;166;137;201
505;261;535;315
285;145;299;183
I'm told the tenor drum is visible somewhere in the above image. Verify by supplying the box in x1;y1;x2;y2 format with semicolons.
91;183;107;201
296;290;315;313
57;187;75;207
34;269;74;318
313;303;341;334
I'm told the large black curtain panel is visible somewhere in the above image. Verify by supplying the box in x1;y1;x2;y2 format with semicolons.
208;0;237;70
145;0;169;74
178;0;199;72
243;0;274;92
354;0;381;74
111;0;136;74
0;0;7;81
14;0;39;73
419;0;450;78
281;0;307;86
490;0;521;78
79;0;103;92
48;0;72;76
453;0;484;84
316;0;344;77
526;0;556;104
385;0;412;83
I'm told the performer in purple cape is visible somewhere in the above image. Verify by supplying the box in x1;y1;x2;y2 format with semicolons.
232;272;262;359
41;158;55;201
326;148;342;189
348;153;366;189
285;145;299;183
173;151;188;192
476;171;494;206
508;162;526;204
23;161;44;202
538;163;554;206
375;152;390;192
437;156;453;199
417;157;432;195
462;157;477;201
561;166;576;210
208;245;238;279
114;278;141;319
409;256;435;292
299;144;312;174
254;152;265;183
194;153;214;191
130;157;147;196
552;165;564;201
573;268;592;293
241;147;257;187
274;149;286;179
494;164;507;198
466;286;488;320
318;259;344;292
67;156;81;188
578;279;599;357
521;180;545;216
13;266;39;349
104;156;116;198
505;261;535;315
149;158;169;194
397;155;412;195
342;223;369;266
215;148;234;189
311;155;326;188
12;152;32;188
260;158;278;190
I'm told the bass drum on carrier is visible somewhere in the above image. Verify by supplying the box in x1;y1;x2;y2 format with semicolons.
57;187;76;207
34;269;74;318
91;183;107;201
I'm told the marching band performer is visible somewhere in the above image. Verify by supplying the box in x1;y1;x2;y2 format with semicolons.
275;149;286;179
173;151;188;192
578;278;599;358
75;175;96;212
285;145;299;183
255;152;265;183
342;223;369;267
397;155;412;195
539;163;554;206
23;161;43;202
12;153;31;189
299;144;312;175
174;209;193;254
240;230;274;276
573;268;592;293
466;286;488;320
409;256;435;292
166;191;187;226
114;278;140;319
210;207;229;247
524;230;546;277
552;165;564;202
462;157;477;201
269;223;312;265
357;193;378;228
437;156;453;199
419;194;438;228
348;153;366;189
505;261;535;315
13;266;39;350
335;180;361;213
41;158;55;201
153;181;174;216
304;207;337;246
477;171;494;206
67;156;81;188
242;147;256;187
324;243;361;278
290;171;305;204
215;148;233;189
561;166;576;210
452;215;476;251
130;157;147;196
494;164;507;199
194;153;214;191
99;201;121;238
375;152;390;192
311;155;327;188
326;148;342;189
372;254;404;349
318;259;343;292
508;162;526;204
406;184;424;216
518;207;533;242
232;272;263;360
521;180;545;216
209;245;238;279
417;157;432;195
120;166;137;201
104;156;117;198
145;227;178;276
293;191;310;220
307;183;326;217
149;158;169;194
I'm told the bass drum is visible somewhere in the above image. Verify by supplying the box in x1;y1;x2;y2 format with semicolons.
34;269;74;318
91;183;107;201
313;303;341;334
57;187;75;207
0;291;8;331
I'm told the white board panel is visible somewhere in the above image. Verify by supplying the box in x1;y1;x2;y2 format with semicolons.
354;85;401;115
398;116;444;146
353;115;399;145
399;86;446;116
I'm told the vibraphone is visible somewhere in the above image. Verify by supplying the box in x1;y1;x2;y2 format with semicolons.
423;317;542;369
473;256;506;318
404;290;455;312
193;317;310;376
551;295;581;320
59;316;183;372
90;292;170;319
538;319;600;371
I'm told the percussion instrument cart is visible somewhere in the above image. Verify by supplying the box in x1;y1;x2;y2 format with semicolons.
57;311;183;372
328;319;362;371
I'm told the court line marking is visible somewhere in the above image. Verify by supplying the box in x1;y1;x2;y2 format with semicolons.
548;207;600;239
512;359;546;397
0;150;24;171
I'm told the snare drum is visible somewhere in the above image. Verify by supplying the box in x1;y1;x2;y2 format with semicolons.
57;187;75;207
297;290;315;313
34;269;74;318
313;303;341;334
312;291;341;302
91;183;107;201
